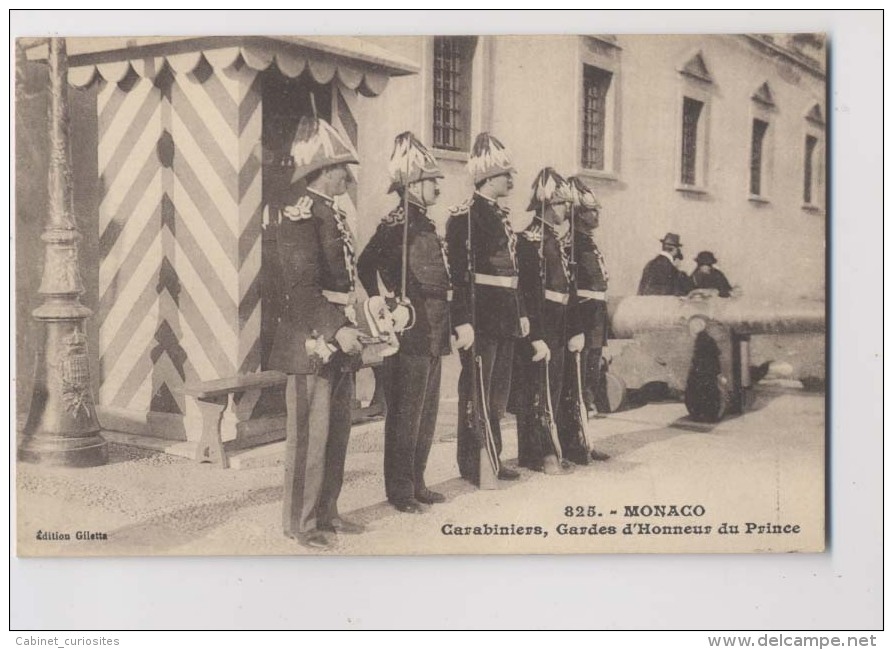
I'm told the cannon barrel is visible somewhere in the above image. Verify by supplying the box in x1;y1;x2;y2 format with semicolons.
610;294;825;339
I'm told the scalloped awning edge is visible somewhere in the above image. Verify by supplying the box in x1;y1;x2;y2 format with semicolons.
66;46;398;96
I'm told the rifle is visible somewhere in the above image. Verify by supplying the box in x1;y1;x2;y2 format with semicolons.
537;194;564;463
567;201;592;460
397;136;416;331
466;205;500;489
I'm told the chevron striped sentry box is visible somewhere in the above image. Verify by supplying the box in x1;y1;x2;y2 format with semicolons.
35;37;417;452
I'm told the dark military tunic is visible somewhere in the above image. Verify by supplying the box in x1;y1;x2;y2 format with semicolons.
357;201;452;502
445;192;525;481
268;188;357;374
638;252;693;297
574;229;609;347
358;201;453;357
268;188;359;536
446;192;526;338
571;228;609;413
510;220;581;467
691;267;733;298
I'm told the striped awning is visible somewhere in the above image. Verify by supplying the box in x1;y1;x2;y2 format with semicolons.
24;35;419;96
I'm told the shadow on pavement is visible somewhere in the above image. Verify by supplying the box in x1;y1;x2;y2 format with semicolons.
93;485;284;553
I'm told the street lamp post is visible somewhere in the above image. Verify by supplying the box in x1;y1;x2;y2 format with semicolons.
19;37;108;467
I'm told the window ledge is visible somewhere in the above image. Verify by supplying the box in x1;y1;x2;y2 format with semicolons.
432;148;469;162
802;203;824;214
575;168;619;182
675;183;709;195
748;194;771;204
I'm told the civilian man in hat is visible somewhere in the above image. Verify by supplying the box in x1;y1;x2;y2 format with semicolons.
446;133;526;485
567;177;610;415
690;251;733;298
638;232;694;297
511;168;578;474
357;132;452;514
268;115;365;550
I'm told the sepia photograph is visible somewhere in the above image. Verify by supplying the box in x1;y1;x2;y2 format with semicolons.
14;29;829;559
11;6;888;636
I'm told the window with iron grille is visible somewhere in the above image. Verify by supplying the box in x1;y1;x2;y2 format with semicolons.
581;65;612;170
750;118;769;196
680;97;704;186
432;36;476;151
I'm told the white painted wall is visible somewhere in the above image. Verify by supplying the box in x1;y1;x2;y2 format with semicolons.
353;34;826;302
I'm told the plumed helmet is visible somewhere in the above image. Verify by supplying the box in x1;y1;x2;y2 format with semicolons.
568;176;602;212
387;131;444;193
526;167;574;212
467;132;517;184
289;115;359;183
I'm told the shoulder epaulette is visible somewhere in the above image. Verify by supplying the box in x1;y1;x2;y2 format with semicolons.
283;195;314;222
380;206;405;227
448;198;473;216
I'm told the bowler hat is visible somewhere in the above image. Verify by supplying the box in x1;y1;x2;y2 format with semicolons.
660;232;682;247
695;251;718;265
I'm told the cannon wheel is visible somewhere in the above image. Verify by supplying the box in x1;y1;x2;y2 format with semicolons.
596;371;627;413
684;374;730;423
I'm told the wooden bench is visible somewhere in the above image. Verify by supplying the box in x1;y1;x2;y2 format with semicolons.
184;371;288;469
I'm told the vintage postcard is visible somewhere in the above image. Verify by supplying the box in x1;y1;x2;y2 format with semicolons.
14;33;826;557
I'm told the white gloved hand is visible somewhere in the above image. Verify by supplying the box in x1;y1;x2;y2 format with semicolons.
531;340;551;362
391;302;412;332
567;333;585;353
453;324;475;351
519;317;530;338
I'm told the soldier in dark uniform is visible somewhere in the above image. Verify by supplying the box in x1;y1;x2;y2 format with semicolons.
690;251;734;297
566;177;610;415
511;168;579;475
638;232;693;296
268;116;366;550
357;132;452;513
446;133;526;485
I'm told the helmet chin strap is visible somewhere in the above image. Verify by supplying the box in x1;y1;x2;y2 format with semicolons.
406;182;426;207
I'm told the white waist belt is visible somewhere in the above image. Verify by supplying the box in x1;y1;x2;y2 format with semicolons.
544;290;570;305
474;273;518;289
322;289;355;305
577;289;606;301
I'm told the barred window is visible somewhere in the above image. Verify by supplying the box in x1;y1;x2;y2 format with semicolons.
432;36;476;151
750;118;769;196
804;134;818;204
680;97;704;186
582;65;612;170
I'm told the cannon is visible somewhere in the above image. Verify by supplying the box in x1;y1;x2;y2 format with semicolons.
601;291;825;421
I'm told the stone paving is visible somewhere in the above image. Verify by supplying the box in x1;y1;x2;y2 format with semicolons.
16;384;825;557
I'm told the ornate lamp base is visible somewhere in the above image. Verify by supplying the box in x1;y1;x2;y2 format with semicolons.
19;317;108;468
18;435;108;467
